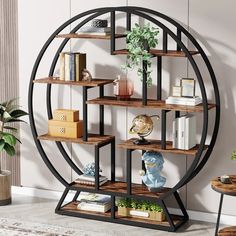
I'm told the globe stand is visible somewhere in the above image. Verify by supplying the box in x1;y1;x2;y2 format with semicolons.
133;136;150;145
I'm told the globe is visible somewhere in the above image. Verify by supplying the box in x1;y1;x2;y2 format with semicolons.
129;114;159;145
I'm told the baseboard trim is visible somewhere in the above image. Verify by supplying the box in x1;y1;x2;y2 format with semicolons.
12;186;236;225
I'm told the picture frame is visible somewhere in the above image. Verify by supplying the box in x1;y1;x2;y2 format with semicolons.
172;86;182;97
180;78;195;97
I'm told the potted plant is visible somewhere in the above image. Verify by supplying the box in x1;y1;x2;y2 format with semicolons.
122;23;159;87
231;150;236;160
0;98;27;205
117;198;165;221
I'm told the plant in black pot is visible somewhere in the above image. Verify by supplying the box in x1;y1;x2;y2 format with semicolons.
122;23;159;87
0;98;27;205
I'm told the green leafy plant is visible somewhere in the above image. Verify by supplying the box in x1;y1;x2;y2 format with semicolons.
0;98;28;173
116;198;163;212
122;23;159;87
231;150;236;160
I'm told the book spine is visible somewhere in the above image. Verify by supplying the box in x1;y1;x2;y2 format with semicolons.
166;100;201;106
75;54;79;82
78;205;105;213
177;117;186;149
70;53;75;81
172;120;178;148
185;116;196;150
59;52;65;81
64;53;70;81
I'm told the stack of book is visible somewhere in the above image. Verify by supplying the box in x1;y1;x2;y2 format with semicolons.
173;115;196;150
59;52;86;81
75;174;108;186
166;96;202;106
78;26;111;36
77;192;111;213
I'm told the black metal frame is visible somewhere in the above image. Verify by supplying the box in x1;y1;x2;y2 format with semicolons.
28;6;220;232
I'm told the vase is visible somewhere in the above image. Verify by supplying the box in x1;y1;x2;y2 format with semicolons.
113;76;134;100
0;170;11;206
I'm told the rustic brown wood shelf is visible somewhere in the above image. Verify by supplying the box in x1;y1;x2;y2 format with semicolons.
33;77;113;87
72;180;171;199
56;33;126;40
38;133;114;146
87;96;216;112
218;226;236;236
118;139;208;156
113;49;199;57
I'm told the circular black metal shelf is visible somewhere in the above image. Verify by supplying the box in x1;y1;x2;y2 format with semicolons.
28;6;220;232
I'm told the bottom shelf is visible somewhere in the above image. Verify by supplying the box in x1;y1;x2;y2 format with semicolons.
59;201;185;230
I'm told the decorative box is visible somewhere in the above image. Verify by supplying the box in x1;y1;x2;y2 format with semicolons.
53;109;79;122
48;120;83;138
118;207;165;222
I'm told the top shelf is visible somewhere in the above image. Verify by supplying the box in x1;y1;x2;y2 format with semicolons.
56;33;126;40
113;49;199;57
33;77;113;87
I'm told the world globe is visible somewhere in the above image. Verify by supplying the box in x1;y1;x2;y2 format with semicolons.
129;114;160;145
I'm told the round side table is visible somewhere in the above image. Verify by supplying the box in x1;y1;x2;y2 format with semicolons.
211;175;236;236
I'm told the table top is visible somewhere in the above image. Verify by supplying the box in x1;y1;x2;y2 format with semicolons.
211;175;236;196
218;226;236;235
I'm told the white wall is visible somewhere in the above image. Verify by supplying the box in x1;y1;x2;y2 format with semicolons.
19;0;236;217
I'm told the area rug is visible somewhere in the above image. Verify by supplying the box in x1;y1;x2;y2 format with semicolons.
0;217;108;236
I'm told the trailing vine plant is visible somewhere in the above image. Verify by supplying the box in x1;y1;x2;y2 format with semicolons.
122;23;159;87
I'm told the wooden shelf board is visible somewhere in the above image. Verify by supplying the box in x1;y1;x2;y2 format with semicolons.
60;201;183;227
87;96;216;112
33;77;113;87
118;139;208;156
218;226;236;235
72;181;171;199
61;201;111;217
56;33;126;40
113;49;199;57
37;133;114;145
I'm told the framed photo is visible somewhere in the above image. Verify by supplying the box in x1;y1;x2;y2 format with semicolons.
180;78;195;97
172;86;182;97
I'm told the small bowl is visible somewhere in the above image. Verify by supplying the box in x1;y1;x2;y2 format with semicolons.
220;175;231;184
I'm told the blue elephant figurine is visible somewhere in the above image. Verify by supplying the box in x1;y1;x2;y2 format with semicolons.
139;151;166;192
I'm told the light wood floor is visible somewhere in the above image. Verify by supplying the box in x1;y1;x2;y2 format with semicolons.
0;194;220;235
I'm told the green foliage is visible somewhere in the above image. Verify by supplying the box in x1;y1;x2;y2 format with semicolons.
0;98;28;157
122;23;159;87
231;150;236;160
116;198;163;212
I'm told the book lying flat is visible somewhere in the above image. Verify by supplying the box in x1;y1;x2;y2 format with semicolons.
166;96;202;106
77;192;111;204
76;174;107;182
74;179;108;186
77;202;111;213
79;26;111;33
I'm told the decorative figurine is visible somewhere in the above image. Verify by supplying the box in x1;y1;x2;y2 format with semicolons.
83;162;102;176
139;151;166;192
82;69;92;82
129;114;160;145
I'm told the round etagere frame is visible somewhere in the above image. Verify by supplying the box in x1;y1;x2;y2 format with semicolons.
28;6;220;232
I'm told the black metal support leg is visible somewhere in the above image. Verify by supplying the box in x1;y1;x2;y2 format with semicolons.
111;138;116;182
215;194;224;236
177;29;181;51
126;12;131;31
110;11;115;54
142;60;148;106
141;150;146;185
174;191;189;220
99;86;104;135
161;110;167;149
95;145;100;191
163;31;168;53
159;200;175;231
157;56;162;100
55;188;69;212
111;195;116;219
127;149;132;195
72;191;81;202
175;111;180;119
83;87;88;141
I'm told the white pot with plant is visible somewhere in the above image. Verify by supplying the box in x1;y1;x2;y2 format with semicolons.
122;23;159;87
0;98;27;205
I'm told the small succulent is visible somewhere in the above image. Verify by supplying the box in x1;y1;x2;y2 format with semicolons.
231;150;236;161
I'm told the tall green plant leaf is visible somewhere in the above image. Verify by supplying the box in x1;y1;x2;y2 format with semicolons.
10;109;28;118
3;126;18;132
3;143;15;156
0;139;5;151
2;133;16;146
